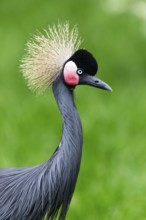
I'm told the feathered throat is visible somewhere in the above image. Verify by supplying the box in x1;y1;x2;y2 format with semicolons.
20;23;81;94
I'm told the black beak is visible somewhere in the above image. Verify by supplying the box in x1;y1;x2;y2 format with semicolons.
79;75;112;91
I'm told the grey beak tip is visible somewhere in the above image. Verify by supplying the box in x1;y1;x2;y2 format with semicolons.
108;87;113;92
104;84;113;92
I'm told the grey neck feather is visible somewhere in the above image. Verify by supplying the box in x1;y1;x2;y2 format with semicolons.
0;74;83;220
53;75;83;159
48;75;83;219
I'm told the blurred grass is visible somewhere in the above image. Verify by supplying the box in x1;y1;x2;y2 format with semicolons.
0;0;146;219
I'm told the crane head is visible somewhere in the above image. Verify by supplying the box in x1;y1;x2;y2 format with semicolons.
21;22;112;94
63;49;112;91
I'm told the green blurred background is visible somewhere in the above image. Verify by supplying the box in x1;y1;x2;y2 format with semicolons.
0;0;146;219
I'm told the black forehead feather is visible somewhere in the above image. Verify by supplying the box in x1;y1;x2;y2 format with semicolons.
68;49;98;76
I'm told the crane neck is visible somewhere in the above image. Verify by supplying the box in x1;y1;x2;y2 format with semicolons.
46;75;83;219
52;75;83;155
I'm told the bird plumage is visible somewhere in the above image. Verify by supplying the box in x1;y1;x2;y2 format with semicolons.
21;22;81;93
0;75;82;220
0;22;112;220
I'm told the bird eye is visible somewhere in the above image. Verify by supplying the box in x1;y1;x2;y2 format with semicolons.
77;69;83;75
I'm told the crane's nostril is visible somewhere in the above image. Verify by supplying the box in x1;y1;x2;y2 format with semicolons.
95;80;99;83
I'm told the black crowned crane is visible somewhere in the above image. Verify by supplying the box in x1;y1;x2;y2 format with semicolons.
0;23;112;220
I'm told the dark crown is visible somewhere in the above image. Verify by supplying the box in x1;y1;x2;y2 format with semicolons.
68;49;98;76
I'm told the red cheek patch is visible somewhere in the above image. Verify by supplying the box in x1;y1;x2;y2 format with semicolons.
64;70;79;86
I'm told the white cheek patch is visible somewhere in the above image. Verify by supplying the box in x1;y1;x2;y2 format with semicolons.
64;61;77;73
63;61;79;86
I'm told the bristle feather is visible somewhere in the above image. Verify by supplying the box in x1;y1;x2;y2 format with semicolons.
20;22;81;94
